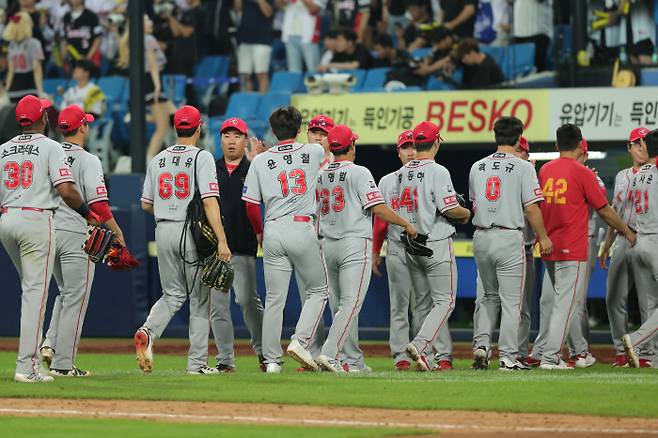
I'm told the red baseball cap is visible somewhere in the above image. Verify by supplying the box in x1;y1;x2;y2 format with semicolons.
58;105;94;133
15;95;51;126
308;115;335;133
412;121;442;143
581;137;588;154
173;105;202;130
629;127;649;143
397;130;414;149
221;117;248;135
518;136;530;153
327;125;358;151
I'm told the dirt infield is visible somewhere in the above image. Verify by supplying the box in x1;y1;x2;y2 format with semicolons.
0;398;656;437
0;339;621;363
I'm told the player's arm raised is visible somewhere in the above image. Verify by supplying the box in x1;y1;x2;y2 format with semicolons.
525;203;552;255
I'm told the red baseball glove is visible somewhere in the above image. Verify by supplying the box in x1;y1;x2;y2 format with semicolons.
106;243;140;271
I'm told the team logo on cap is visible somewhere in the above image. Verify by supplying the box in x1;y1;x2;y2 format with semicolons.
640;128;649;136
229;118;239;125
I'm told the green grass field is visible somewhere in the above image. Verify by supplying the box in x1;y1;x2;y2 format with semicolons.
1;349;656;437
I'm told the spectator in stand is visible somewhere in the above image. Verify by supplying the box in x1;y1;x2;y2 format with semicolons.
7;0;52;58
203;0;234;55
317;27;372;71
474;0;512;46
3;12;45;103
320;28;338;67
235;0;278;93
60;59;105;118
331;0;370;42
167;0;204;77
373;33;426;86
60;0;102;69
118;15;173;161
413;27;456;76
281;0;326;72
620;0;655;65
382;0;409;45
455;37;505;89
438;0;477;39
98;10;123;70
152;0;175;57
84;0;120;22
513;0;553;72
398;0;440;52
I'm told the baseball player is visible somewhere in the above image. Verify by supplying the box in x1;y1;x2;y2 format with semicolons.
187;117;266;373
623;309;658;368
1;95;101;383
39;105;128;377
622;128;658;367
242;106;329;373
600;127;649;367
136;105;231;374
535;124;635;370
315;125;416;372
373;130;453;371
397;121;471;372
470;117;552;371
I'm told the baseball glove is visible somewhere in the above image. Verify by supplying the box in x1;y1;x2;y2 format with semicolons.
400;231;433;257
83;226;116;263
106;243;141;271
443;193;470;225
201;256;234;294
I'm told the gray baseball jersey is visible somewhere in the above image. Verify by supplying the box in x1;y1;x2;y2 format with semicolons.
317;161;384;239
396;159;457;241
631;163;658;234
469;152;543;229
141;145;219;220
54;142;108;233
0;133;74;208
613;168;638;228
242;142;324;221
379;171;404;242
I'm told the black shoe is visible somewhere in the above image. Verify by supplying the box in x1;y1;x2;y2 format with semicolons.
472;346;489;370
216;363;235;373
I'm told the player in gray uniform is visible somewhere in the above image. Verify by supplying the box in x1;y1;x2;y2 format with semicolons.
397;121;471;372
315;125;416;372
40;105;128;377
242;106;329;373
623;128;658;367
1;95;100;383
469;118;552;371
600;127;649;367
623;308;658;368
135;105;231;374
373;130;453;371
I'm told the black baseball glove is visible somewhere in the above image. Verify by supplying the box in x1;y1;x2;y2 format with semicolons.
400;231;433;257
83;226;116;263
201;256;234;294
443;193;470;225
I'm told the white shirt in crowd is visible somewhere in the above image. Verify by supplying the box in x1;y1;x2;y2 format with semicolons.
513;0;553;39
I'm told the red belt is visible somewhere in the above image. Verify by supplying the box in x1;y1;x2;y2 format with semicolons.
1;207;45;213
293;215;311;222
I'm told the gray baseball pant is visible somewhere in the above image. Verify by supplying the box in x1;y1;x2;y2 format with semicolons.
42;229;95;370
629;234;658;360
295;270;326;360
606;238;637;355
0;209;55;376
517;245;536;359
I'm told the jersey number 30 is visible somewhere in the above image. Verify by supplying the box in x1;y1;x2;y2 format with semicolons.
4;161;33;190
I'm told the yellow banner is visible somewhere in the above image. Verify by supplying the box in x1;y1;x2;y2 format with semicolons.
292;89;551;145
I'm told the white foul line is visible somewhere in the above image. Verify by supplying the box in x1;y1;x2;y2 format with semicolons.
0;407;657;435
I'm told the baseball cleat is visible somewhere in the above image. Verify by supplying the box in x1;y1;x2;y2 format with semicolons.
622;334;640;368
539;360;574;370
287;340;318;371
347;364;372;373
574;352;596;368
258;354;267;373
266;363;282;373
395;360;411;371
405;343;430;372
612;354;628;367
523;357;541;367
49;366;90;377
216;364;235;373
499;357;529;371
14;372;54;383
317;355;344;373
472;346;489;370
434;360;453;372
188;366;220;375
40;346;54;369
134;328;153;373
639;359;652;368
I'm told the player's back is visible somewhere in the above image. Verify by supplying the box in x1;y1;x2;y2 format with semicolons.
379;171;403;242
317;161;383;239
631;163;658;234
245;142;324;221
55;142;108;232
0;133;73;209
141;145;218;222
397;159;457;241
469;152;542;230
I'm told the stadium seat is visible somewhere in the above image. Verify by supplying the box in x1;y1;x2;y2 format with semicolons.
249;92;292;137
641;68;658;85
208;116;224;158
223;92;261;121
98;76;128;110
480;46;505;68
346;69;367;91
362;68;391;91
86;118;116;173
503;43;536;79
393;86;423;92
269;71;303;93
43;78;68;98
425;76;456;91
162;74;187;106
411;48;432;60
194;55;229;78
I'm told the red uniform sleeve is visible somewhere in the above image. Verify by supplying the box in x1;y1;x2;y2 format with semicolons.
372;216;388;255
89;200;113;223
245;202;263;235
581;167;608;210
